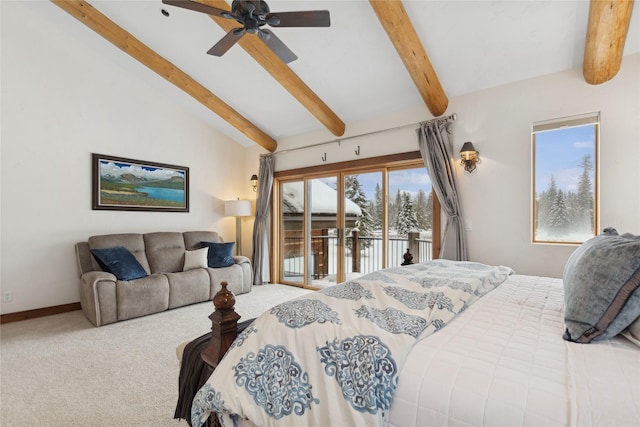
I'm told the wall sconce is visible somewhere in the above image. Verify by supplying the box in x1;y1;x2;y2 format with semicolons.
459;142;480;173
250;174;258;192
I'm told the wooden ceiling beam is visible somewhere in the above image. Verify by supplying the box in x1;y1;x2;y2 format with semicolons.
369;0;448;117
583;0;635;85
51;0;277;152
200;0;345;137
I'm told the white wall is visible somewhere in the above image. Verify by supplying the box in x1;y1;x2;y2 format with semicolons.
1;2;252;314
452;54;639;277
270;53;640;278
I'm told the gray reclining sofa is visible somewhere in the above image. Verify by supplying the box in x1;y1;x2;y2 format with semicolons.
75;231;252;326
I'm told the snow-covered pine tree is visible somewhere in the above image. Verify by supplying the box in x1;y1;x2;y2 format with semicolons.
549;189;570;234
389;189;402;234
373;182;383;230
396;191;420;235
575;154;594;233
537;175;558;232
345;175;373;239
415;189;432;231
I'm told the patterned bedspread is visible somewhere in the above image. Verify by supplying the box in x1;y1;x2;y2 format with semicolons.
191;260;513;427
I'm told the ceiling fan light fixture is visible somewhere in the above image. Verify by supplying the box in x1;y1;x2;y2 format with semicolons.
266;16;280;26
162;0;330;63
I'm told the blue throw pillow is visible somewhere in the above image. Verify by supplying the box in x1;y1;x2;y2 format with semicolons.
200;241;235;268
90;246;148;281
563;228;640;343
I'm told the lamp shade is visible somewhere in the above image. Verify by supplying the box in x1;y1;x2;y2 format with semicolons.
459;141;477;160
224;199;252;217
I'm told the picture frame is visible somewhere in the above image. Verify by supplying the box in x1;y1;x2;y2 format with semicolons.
92;153;189;212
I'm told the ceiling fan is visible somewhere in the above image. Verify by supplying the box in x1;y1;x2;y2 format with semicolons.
162;0;330;64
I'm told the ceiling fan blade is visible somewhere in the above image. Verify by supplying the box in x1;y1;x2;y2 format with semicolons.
207;28;246;57
162;0;231;19
258;29;297;64
266;11;330;27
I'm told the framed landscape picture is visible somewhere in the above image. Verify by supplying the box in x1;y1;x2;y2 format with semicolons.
92;154;189;212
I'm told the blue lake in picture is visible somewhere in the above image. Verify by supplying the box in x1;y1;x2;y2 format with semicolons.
138;187;184;203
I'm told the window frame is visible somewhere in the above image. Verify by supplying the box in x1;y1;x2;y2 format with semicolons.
531;113;600;245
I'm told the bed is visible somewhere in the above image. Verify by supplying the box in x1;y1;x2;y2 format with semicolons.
388;274;639;427
182;231;640;427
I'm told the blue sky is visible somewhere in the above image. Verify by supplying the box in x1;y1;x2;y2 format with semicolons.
339;169;432;200
319;168;432;201
534;124;596;195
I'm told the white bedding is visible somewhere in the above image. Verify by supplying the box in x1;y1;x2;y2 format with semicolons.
389;274;640;427
192;261;514;427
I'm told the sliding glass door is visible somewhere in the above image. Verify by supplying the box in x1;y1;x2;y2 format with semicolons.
280;180;305;284
280;176;339;287
275;153;438;288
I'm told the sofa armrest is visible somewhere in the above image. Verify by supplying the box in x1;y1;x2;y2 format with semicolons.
79;271;117;326
233;256;253;291
82;271;116;282
233;255;251;265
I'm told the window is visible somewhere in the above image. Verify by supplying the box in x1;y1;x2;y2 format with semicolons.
532;113;599;244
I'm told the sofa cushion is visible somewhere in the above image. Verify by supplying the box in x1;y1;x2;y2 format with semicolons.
144;232;186;274
88;233;150;274
563;228;640;343
90;247;148;281
116;274;170;321
201;241;235;268
183;247;209;271
165;269;211;308
183;231;223;250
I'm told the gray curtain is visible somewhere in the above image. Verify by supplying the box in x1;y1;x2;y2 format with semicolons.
417;118;468;261
251;154;275;285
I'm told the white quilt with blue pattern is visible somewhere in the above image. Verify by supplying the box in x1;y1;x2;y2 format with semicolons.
192;260;513;427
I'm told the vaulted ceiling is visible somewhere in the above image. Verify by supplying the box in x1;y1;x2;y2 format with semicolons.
51;1;639;152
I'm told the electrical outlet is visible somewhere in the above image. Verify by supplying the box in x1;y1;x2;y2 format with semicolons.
3;291;12;302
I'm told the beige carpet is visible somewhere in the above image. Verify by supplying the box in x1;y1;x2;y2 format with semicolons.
0;284;311;427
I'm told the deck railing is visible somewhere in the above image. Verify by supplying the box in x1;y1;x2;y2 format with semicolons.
283;232;432;279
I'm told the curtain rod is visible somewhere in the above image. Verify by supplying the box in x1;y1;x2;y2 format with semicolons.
271;113;457;156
